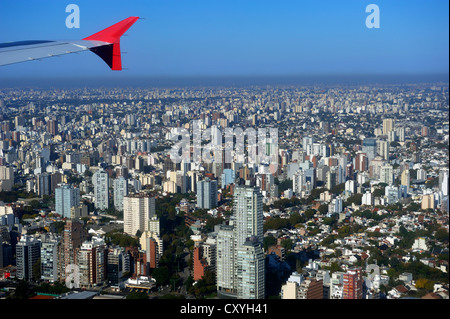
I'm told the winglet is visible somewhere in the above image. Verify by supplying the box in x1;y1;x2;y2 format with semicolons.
83;16;139;70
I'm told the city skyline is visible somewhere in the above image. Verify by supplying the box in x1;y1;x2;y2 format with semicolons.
0;0;448;308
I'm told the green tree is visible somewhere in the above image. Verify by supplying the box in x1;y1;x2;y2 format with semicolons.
263;236;277;251
152;266;170;285
318;204;328;215
435;228;449;243
304;209;316;220
280;238;293;252
415;278;434;291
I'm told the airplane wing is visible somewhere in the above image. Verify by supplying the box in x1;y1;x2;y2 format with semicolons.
0;16;139;71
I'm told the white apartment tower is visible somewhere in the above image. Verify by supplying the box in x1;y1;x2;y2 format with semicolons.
123;193;156;236
113;176;129;211
93;168;109;210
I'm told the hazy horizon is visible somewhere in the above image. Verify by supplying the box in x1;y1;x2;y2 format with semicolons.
0;73;448;89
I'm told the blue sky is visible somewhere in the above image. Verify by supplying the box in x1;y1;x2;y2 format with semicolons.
0;0;448;79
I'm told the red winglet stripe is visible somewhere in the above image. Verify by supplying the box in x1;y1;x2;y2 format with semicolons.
83;16;139;44
112;43;122;71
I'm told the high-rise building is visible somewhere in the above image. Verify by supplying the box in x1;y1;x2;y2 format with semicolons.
202;237;217;272
55;183;80;218
325;168;337;190
440;168;449;196
234;186;264;247
16;235;41;281
378;140;389;160
329;196;343;214
382;118;395;136
216;186;265;299
93;168;109;210
113;176;128;211
58;220;87;283
395;127;405;142
70;203;88;219
221;169;235;189
362;138;377;161
401;169;410;191
47;119;58;135
77;237;107;287
148;216;160;236
303;137;315;155
421;194;435;210
123;193;155;236
216;224;236;298
354;152;368;172
37;173;52;197
343;267;363;299
40;234;60;282
140;230;163;269
236;237;265;299
293;169;306;196
196;178;218;209
107;246;129;289
362;191;373;206
0;166;14;192
417;168;427;180
385;185;400;204
380;164;394;185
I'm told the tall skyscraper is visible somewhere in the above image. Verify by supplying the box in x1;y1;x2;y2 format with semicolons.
401;169;410;191
380;164;394;185
55;183;80;218
123;193;156;236
221;169;235;189
36;172;51;197
378;140;389;160
93;168;109;210
16;235;41;281
46;119;58;135
140;230;163;270
362;138;377;162
382;118;395;136
293;169;306;196
355;152;368;172
439;168;449;196
77;237;107;287
40;234;60;282
216;224;236;298
0;166;14;192
113;176;128;211
107;246;129;289
233;186;264;247
216;186;265;299
196;178;218;209
58;219;87;283
236;237;265;299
